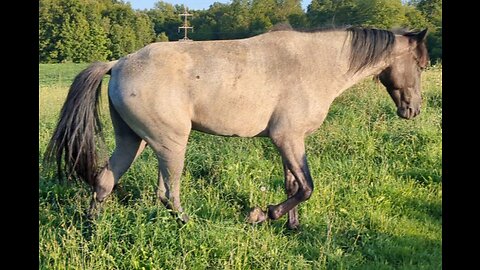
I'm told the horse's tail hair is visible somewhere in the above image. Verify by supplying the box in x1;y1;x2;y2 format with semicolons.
44;60;118;187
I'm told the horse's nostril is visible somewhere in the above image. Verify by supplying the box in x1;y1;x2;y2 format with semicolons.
408;107;414;118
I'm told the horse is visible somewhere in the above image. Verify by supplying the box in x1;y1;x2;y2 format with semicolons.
45;27;428;229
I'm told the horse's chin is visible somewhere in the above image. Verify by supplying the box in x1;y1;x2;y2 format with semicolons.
397;106;420;120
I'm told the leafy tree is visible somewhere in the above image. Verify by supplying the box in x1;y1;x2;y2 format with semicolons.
403;4;429;30
39;0;153;62
307;0;413;29
133;12;156;48
416;0;442;62
275;0;305;24
146;1;182;41
355;0;406;28
249;0;276;34
156;32;169;42
217;0;251;39
190;9;218;40
102;2;155;59
39;0;61;62
307;0;359;27
39;0;109;63
39;0;441;63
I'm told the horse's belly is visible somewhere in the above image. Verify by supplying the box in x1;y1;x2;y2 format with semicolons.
191;107;271;138
191;123;269;137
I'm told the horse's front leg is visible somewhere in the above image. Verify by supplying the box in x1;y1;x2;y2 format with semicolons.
248;135;313;229
283;161;300;229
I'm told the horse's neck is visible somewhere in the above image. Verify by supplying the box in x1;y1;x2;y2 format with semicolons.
336;63;387;94
307;32;389;101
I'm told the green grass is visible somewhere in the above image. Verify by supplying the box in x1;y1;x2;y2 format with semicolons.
39;63;442;269
39;63;90;87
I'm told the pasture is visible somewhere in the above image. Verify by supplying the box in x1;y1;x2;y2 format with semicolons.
39;63;442;269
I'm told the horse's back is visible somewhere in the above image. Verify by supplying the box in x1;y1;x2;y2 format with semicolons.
108;37;289;137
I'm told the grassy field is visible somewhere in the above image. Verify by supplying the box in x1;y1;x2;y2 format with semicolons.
39;63;442;269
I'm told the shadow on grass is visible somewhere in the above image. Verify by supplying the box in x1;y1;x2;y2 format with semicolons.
398;168;442;184
359;233;441;268
193;179;253;221
400;193;442;225
286;222;441;268
112;183;137;206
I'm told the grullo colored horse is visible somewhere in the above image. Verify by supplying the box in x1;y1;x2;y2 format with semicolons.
46;27;428;229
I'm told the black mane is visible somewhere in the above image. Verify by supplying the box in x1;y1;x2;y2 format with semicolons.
346;27;395;73
269;24;396;73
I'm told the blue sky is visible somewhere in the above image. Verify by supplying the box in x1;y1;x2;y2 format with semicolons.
127;0;310;11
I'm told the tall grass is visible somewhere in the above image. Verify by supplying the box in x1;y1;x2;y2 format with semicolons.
39;63;442;269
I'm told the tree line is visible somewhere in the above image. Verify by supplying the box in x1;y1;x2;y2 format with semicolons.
39;0;441;64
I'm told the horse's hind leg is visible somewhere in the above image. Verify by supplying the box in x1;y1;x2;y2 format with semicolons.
88;103;146;217
149;132;190;223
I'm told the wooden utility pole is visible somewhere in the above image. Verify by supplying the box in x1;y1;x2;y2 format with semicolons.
178;6;193;41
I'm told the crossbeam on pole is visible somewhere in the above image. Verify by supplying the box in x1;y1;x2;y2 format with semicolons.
178;6;193;41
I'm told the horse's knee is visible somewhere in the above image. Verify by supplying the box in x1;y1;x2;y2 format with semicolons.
267;205;282;220
285;180;299;197
297;186;313;202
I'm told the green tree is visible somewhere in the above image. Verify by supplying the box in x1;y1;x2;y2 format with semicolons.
39;0;441;63
416;0;442;62
248;0;305;35
146;1;182;41
356;0;406;28
39;0;109;63
155;32;169;42
307;0;410;29
249;0;276;35
40;0;154;63
403;4;429;30
134;12;156;48
103;2;155;59
307;0;359;27
276;0;305;24
190;9;218;40
217;0;251;39
39;0;61;62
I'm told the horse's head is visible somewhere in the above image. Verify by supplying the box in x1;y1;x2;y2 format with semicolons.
378;29;429;120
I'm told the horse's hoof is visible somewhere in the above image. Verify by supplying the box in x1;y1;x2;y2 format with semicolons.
180;213;190;223
176;213;190;225
286;221;300;230
247;207;267;224
86;209;98;221
87;200;99;220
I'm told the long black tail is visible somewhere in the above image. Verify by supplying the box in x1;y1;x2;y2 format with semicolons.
45;61;118;187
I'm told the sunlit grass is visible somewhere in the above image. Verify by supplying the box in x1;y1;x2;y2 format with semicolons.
39;63;441;269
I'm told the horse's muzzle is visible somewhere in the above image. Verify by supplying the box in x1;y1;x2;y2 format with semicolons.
397;106;420;120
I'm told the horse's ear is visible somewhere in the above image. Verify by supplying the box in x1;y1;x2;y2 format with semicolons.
416;28;428;42
404;29;428;43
